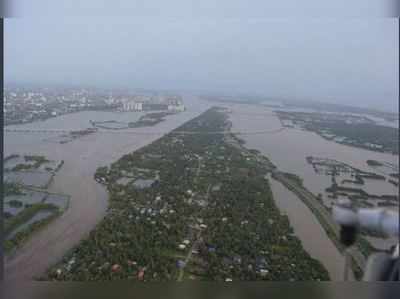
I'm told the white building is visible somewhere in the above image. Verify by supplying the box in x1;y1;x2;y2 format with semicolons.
135;102;143;111
123;100;143;111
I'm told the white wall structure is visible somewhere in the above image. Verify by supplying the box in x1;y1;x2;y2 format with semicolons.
123;100;143;111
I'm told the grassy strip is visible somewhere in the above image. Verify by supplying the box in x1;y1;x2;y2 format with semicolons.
4;203;58;236
272;171;373;279
11;155;50;171
4;154;20;162
281;172;303;186
128;112;172;128
4;182;25;196
4;211;60;253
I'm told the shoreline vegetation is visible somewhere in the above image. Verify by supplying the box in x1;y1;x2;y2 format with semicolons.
276;155;398;279
4;104;119;127
225;148;374;278
57;129;98;144
4;154;50;172
128;112;174;128
90;112;174;130
305;156;398;204
3;187;69;254
269;170;367;279
4;203;61;253
277;111;398;155
46;107;329;282
203;96;398;124
3;155;69;253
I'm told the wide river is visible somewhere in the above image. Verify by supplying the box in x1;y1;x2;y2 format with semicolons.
4;95;211;282
4;99;398;282
224;102;398;281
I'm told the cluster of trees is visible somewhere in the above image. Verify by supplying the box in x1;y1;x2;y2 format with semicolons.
278;111;399;154
128;112;172;128
4;205;60;253
47;107;329;281
281;172;303;186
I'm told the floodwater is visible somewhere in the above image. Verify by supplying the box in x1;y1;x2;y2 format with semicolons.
268;175;346;280
227;103;398;199
226;103;398;281
44;194;70;210
3;155;59;171
264;102;399;129
4;95;211;282
6;210;55;241
4;171;53;188
4;190;47;216
4;98;397;282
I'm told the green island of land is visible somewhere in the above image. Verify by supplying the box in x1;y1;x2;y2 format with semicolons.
3;155;67;253
90;112;173;130
47;107;329;282
128;112;173;128
8;155;50;172
277;111;399;154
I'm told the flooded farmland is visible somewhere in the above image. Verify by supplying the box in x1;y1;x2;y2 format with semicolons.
268;175;346;280
225;102;398;280
4;95;211;282
4;171;53;188
6;210;55;241
3;98;398;282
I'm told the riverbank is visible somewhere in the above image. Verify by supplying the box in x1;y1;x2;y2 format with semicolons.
223;102;398;280
46;107;329;282
128;112;175;128
227;133;350;280
4;95;211;284
276;110;398;155
3;154;69;254
270;170;365;279
89;112;176;130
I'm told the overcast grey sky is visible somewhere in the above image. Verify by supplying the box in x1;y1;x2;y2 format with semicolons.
5;17;398;112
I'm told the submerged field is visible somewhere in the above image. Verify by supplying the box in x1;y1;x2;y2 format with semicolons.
3;154;69;252
46;107;329;282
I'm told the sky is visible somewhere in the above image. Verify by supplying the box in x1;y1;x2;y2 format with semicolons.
5;12;399;112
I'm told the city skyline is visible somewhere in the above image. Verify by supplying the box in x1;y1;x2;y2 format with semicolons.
5;18;399;112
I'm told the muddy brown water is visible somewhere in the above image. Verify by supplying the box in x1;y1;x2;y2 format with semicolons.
225;103;398;281
4;99;397;282
4;95;211;282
